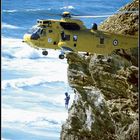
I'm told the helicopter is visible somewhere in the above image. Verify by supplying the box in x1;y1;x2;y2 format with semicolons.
23;11;138;59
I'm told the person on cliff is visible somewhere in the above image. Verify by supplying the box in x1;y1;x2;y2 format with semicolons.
64;92;70;109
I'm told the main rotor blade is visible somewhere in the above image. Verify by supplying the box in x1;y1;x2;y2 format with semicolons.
71;10;139;18
72;15;112;18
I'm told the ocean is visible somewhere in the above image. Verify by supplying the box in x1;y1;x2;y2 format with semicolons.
2;0;131;140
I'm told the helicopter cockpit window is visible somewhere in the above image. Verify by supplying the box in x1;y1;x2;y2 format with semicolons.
28;26;46;40
40;29;46;36
28;26;46;35
60;22;80;30
28;26;39;34
28;26;41;34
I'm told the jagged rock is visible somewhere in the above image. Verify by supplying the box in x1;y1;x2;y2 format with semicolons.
60;0;138;140
99;0;139;35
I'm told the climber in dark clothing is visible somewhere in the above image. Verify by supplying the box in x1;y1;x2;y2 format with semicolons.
64;92;70;109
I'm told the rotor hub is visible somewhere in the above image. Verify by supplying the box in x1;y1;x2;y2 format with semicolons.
62;12;71;18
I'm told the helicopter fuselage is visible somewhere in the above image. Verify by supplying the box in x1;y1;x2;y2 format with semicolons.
23;16;138;56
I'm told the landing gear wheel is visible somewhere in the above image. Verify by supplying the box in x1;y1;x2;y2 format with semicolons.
59;54;65;59
42;51;48;56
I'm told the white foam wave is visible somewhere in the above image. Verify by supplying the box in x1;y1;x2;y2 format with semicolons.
60;5;75;10
2;37;27;49
2;76;65;90
3;125;59;138
3;9;44;13
14;47;41;59
25;8;42;12
2;107;68;126
2;9;42;13
2;22;20;29
2;138;11;140
2;56;68;83
2;85;74;111
2;35;69;138
2;37;42;59
3;8;58;14
3;9;17;13
2;36;68;83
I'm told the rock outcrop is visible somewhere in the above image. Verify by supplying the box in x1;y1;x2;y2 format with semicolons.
60;0;139;140
99;0;139;35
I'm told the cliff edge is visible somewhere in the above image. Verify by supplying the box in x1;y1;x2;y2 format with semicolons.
60;0;139;140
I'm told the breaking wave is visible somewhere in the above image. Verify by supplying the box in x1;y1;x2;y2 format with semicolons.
2;23;20;29
60;5;75;10
2;37;42;59
2;77;64;90
3;9;17;13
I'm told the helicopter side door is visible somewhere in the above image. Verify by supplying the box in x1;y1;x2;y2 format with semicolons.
59;22;82;51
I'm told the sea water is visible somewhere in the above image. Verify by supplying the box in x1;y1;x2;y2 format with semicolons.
2;0;131;140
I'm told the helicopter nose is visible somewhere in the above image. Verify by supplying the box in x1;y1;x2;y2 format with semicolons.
23;34;31;42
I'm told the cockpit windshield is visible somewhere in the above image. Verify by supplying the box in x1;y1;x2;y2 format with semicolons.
27;25;46;40
27;26;42;34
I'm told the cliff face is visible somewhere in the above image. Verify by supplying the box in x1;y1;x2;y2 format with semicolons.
99;0;139;35
60;0;139;140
